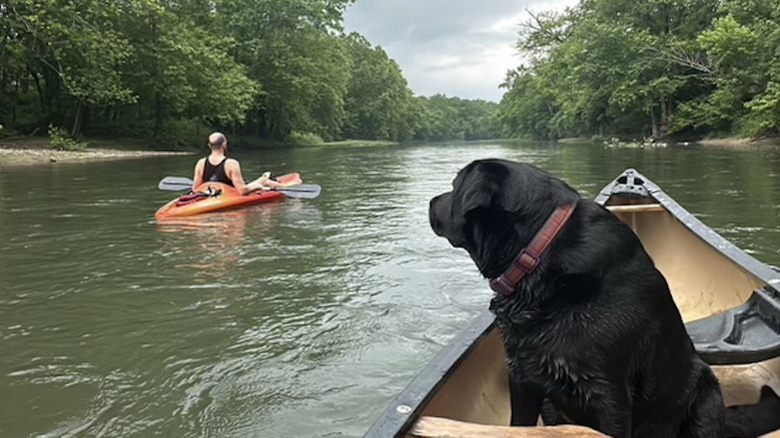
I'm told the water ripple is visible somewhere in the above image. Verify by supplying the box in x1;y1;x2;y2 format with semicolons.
1;143;779;437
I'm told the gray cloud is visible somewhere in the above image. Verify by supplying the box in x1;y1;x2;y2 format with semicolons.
344;0;577;102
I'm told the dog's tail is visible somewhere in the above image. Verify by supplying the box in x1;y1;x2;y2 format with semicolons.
724;387;780;438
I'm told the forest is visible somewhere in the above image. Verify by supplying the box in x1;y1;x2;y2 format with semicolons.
0;0;498;148
3;0;779;148
498;0;780;141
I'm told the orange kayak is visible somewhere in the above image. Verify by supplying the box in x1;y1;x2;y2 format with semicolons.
155;172;302;220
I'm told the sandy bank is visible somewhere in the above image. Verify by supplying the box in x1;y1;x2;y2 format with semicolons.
0;136;194;167
695;137;780;150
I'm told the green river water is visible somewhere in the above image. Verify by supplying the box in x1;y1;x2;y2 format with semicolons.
1;141;779;437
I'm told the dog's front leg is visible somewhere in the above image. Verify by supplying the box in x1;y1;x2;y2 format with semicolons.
594;410;632;438
509;373;544;426
590;395;633;438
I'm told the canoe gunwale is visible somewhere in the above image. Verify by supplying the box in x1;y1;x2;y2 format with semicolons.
595;168;780;296
363;312;497;438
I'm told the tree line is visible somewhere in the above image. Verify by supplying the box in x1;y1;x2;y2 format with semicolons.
0;0;499;147
497;0;780;141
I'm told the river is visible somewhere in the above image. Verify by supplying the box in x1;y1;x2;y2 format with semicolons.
1;141;779;437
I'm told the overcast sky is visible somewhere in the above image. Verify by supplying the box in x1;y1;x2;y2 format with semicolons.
343;0;577;103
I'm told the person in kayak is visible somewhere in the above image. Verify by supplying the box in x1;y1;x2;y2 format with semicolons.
192;132;284;195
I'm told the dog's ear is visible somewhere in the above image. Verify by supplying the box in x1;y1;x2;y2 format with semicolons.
455;160;509;215
458;181;499;215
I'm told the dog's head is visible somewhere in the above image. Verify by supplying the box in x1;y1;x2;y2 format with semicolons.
429;159;580;278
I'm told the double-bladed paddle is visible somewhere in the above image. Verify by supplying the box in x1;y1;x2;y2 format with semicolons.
157;176;322;199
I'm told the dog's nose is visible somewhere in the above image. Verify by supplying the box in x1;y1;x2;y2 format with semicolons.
429;197;444;230
430;195;452;238
429;201;440;230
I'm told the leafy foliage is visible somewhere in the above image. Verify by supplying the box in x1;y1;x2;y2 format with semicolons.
498;0;780;140
342;33;420;141
0;0;501;145
415;95;499;141
48;124;87;150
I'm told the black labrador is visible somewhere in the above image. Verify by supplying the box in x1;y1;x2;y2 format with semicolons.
429;159;725;438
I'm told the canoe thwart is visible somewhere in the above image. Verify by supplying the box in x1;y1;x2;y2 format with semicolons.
606;204;665;213
410;416;610;438
688;288;780;365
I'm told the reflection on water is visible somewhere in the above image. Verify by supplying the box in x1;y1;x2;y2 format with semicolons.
1;142;779;437
157;207;276;275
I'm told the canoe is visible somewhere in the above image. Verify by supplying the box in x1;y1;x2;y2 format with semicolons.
155;172;301;220
365;168;780;438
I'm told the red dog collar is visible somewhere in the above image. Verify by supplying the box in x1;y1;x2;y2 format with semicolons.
489;203;577;296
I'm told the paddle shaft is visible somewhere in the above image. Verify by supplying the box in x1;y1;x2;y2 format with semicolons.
157;176;321;199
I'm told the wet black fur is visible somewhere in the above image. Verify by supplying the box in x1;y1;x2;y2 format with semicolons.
429;159;726;437
724;387;780;437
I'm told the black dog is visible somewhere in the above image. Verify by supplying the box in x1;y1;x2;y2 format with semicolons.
429;159;725;438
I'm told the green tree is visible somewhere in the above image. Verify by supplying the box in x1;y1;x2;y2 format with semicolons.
500;0;720;140
673;0;780;136
498;70;560;139
342;33;418;141
220;0;355;141
118;3;257;140
2;0;136;135
414;95;499;141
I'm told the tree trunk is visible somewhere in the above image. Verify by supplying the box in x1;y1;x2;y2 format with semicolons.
658;97;669;139
154;91;163;138
28;68;45;111
651;97;671;140
651;111;659;139
13;74;19;123
71;100;83;138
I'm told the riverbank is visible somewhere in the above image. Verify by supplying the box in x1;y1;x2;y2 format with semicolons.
559;135;780;150
2;134;779;168
696;137;780;149
0;135;400;167
0;136;195;167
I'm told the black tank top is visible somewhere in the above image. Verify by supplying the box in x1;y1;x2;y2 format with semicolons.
202;157;234;187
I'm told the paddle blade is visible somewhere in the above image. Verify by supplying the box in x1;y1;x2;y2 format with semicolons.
272;184;322;199
159;176;194;191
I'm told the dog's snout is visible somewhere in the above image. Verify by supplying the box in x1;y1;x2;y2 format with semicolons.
429;196;443;233
430;192;464;247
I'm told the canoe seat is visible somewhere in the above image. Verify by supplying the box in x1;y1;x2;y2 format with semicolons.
409;416;609;437
687;288;780;365
409;415;780;438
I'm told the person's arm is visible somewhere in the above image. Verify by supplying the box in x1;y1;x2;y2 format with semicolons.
225;159;254;195
226;160;287;195
192;158;205;191
225;160;273;195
